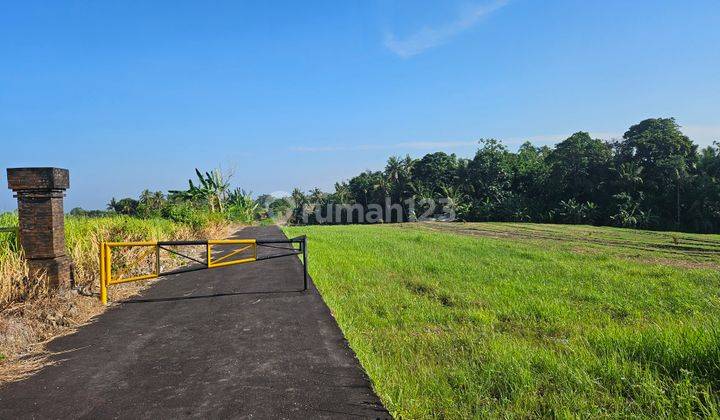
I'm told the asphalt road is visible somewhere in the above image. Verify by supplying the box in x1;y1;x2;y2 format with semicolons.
0;226;389;419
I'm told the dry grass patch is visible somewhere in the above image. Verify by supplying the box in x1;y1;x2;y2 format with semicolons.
0;214;237;386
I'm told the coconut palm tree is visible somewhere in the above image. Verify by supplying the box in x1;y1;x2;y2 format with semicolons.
616;162;644;195
309;187;325;204
385;156;403;186
333;182;351;204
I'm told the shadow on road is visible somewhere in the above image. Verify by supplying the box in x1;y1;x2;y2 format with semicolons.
123;289;306;304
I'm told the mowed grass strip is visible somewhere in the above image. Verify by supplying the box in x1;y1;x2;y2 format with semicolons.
419;222;720;266
283;223;720;418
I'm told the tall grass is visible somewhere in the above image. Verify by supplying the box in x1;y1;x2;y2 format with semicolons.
0;212;227;306
0;213;23;305
283;223;720;418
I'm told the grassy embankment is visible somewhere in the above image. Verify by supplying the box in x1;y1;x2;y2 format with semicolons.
283;222;720;418
0;212;231;382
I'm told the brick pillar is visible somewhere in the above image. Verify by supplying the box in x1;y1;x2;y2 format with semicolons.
7;168;71;288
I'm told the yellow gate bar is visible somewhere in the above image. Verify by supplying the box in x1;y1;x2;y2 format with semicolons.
107;273;159;285
98;236;305;305
100;243;107;304
208;239;257;244
210;244;253;265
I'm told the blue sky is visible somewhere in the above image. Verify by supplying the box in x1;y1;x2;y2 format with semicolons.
1;0;719;211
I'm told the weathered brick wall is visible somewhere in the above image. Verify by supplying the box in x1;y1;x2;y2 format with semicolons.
16;193;67;259
7;167;71;288
6;167;69;191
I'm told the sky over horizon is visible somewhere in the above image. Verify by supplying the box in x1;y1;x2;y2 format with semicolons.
2;0;719;211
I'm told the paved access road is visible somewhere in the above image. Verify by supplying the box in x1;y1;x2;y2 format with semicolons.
0;226;389;419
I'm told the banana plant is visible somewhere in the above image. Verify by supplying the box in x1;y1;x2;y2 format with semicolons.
227;188;258;222
169;168;229;212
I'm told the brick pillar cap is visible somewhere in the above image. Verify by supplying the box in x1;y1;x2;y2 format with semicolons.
7;168;70;191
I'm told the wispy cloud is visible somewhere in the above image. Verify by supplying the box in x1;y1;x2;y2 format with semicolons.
384;0;509;58
681;124;720;147
290;145;383;153
288;132;625;154
397;140;479;149
512;126;720;148
288;126;720;155
504;131;623;146
289;141;478;153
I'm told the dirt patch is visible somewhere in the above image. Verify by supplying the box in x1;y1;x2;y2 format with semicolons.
419;222;720;270
570;246;601;256
404;279;457;308
633;256;720;270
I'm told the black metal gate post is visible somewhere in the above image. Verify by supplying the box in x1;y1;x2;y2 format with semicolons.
303;236;308;291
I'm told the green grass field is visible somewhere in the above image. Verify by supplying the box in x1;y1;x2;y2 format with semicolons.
283;222;720;418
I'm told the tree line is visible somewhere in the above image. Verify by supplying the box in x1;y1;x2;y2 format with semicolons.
89;169;259;227
289;118;720;233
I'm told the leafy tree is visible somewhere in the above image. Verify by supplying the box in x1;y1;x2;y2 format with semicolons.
615;118;697;227
268;198;293;220
412;152;461;197
255;194;274;209
137;190;166;218
348;171;384;207
70;207;109;217
465;139;512;219
280;117;719;233
686;143;720;232
507;142;551;219
107;197;139;215
546;132;612;210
